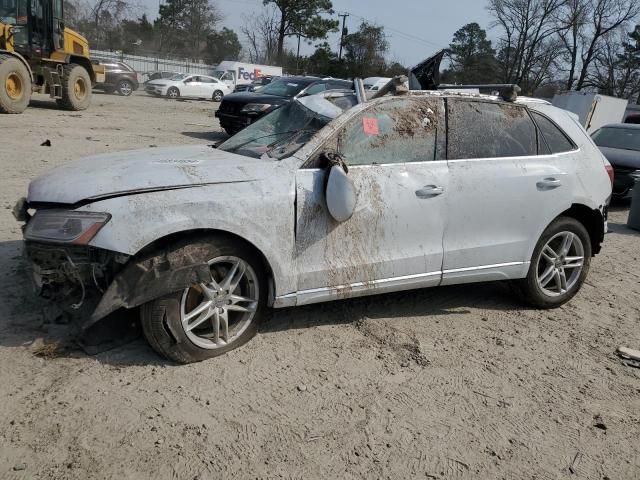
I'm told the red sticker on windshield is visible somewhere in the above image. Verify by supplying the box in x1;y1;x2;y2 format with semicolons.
362;117;379;135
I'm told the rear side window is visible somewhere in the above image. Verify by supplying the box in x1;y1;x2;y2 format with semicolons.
447;100;537;159
532;112;575;153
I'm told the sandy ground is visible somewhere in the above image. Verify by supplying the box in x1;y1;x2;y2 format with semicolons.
0;91;639;480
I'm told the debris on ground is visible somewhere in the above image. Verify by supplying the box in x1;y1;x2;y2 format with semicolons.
616;346;640;368
593;414;607;431
40;139;51;147
30;338;66;358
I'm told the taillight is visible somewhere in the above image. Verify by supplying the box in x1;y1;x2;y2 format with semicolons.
605;164;614;186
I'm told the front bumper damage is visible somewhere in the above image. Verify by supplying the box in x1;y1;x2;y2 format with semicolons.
22;239;214;353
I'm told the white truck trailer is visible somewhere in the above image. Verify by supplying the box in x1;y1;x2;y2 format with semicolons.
552;91;628;133
213;61;283;90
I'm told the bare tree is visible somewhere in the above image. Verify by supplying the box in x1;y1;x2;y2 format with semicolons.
241;6;279;64
588;29;640;100
556;0;591;89
489;0;569;93
87;0;133;49
572;0;640;90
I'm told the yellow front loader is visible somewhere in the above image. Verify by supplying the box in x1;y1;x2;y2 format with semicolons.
0;0;104;113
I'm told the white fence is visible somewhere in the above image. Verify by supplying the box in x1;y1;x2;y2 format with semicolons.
90;49;217;75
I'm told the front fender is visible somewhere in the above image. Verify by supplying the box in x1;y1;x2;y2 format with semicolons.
77;182;297;299
86;241;213;331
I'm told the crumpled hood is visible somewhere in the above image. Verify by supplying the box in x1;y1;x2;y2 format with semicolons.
598;146;640;170
28;145;272;205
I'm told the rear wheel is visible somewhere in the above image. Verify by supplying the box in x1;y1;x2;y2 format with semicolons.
166;87;180;99
141;238;266;363
116;79;133;96
515;217;591;308
212;90;224;102
0;54;31;114
56;64;91;111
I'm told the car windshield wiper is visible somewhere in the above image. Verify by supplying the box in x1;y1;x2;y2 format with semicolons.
223;129;309;153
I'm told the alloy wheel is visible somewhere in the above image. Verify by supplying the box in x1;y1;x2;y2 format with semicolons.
180;256;259;349
536;231;585;297
119;80;132;96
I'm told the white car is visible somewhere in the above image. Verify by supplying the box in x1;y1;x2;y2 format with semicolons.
16;86;612;363
145;73;232;101
363;76;392;92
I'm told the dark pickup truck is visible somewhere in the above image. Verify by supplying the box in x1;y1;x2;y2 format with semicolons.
215;76;352;135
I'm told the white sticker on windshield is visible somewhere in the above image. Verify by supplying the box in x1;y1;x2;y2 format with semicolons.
287;83;299;87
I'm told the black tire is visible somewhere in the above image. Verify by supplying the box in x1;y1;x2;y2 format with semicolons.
514;216;591;308
0;54;31;114
140;237;267;363
212;90;224;102
166;87;180;99
116;79;134;96
56;63;92;111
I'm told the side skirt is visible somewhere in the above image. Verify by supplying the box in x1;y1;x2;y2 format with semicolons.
273;261;530;308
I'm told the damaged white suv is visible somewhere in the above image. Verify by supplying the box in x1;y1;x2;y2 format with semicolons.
15;86;612;363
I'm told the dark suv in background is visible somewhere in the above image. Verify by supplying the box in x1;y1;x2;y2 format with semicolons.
233;75;278;93
215;76;353;135
92;59;140;96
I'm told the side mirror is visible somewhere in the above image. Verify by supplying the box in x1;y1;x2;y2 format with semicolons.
324;154;356;222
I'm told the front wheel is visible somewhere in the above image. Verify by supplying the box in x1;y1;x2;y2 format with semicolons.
56;63;91;111
514;216;591;308
166;87;180;99
0;54;32;114
141;238;266;363
212;90;224;102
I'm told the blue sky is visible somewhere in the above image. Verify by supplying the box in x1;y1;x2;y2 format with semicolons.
142;0;494;66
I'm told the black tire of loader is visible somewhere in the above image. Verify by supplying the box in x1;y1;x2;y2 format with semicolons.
56;63;92;111
0;54;31;114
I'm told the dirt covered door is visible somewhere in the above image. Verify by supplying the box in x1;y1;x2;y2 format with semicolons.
294;96;449;302
442;99;574;284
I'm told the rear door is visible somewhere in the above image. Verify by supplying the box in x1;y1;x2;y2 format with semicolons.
441;99;575;284
294;96;449;302
199;76;218;96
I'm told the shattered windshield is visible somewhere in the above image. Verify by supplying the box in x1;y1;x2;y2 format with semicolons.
217;101;331;160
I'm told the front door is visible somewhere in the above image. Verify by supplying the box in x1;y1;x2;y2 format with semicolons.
294;96;449;304
182;76;202;97
442;98;575;284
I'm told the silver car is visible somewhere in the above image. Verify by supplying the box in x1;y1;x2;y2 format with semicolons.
15;88;613;362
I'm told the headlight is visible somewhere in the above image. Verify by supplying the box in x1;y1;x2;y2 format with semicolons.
25;210;111;245
241;103;272;113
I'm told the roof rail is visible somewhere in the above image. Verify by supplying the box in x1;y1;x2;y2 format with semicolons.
437;84;521;102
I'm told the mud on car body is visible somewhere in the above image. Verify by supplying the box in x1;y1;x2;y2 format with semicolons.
15;83;612;363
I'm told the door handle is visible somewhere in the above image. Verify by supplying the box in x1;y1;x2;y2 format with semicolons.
536;177;562;190
415;185;444;198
